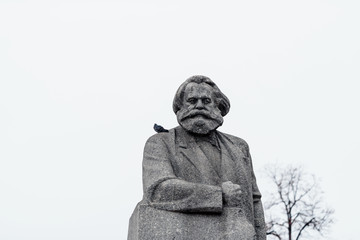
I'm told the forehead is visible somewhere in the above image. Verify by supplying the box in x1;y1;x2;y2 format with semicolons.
184;83;214;97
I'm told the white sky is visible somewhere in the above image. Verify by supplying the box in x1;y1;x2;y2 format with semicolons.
0;1;359;239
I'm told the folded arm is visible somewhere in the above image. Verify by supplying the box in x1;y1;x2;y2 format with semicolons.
142;134;223;213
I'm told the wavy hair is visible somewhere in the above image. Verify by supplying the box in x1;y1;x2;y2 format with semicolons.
172;75;230;116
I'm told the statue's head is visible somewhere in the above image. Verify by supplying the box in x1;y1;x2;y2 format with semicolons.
173;75;230;135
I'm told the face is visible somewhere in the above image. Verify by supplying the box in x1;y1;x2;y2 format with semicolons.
177;83;223;135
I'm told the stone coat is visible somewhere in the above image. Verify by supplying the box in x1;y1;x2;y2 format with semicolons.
129;126;266;240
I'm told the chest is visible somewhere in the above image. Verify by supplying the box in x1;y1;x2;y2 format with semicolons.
170;140;253;190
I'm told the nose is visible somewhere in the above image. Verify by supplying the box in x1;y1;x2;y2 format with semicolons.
195;99;204;109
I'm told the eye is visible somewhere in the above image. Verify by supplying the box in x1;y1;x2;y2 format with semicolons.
203;98;211;104
187;98;197;104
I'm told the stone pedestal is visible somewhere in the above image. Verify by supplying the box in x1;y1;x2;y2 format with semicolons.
128;202;256;240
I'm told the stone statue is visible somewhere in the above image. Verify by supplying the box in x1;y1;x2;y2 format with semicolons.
128;76;266;240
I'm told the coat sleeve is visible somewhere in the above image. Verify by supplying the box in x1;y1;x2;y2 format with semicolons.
142;134;223;213
245;143;267;240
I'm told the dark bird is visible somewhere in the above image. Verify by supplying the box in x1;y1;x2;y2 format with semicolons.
154;123;169;133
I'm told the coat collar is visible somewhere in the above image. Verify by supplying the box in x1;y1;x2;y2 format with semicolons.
175;126;197;149
175;126;220;149
174;126;221;184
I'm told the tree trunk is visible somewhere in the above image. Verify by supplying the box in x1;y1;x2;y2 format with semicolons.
288;219;292;240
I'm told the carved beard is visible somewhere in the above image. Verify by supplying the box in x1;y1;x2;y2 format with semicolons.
177;108;224;135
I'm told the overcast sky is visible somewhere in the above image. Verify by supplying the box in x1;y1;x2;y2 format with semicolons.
1;1;359;239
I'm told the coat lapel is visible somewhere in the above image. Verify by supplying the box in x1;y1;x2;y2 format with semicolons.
175;127;221;185
218;138;238;183
217;132;251;188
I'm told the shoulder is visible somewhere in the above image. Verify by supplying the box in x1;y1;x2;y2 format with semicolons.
143;128;178;156
145;127;176;145
217;130;250;152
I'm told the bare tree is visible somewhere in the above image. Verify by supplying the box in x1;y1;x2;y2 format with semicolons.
264;165;334;240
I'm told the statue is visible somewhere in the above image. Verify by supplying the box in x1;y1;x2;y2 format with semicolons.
128;76;266;240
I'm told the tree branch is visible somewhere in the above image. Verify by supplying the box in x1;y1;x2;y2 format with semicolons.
267;230;282;240
295;217;315;240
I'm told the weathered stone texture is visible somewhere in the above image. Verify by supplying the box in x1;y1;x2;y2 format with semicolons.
128;76;266;240
129;203;257;240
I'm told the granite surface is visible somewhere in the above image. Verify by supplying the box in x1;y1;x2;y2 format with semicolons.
128;76;266;240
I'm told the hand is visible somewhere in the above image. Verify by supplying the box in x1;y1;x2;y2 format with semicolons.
221;181;242;207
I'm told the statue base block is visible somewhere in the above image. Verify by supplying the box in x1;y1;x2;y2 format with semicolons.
128;203;256;240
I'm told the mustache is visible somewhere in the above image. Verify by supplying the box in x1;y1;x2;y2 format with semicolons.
181;110;214;120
